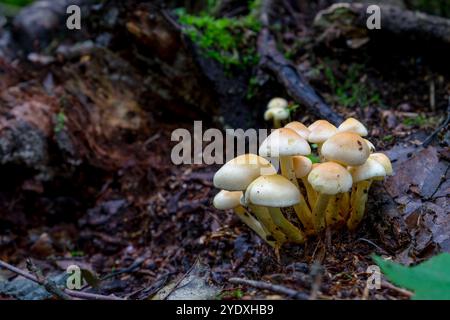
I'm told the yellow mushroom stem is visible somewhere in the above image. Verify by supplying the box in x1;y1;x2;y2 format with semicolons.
350;184;357;209
347;180;372;230
311;193;331;232
248;204;287;245
339;192;350;220
279;156;314;230
325;195;342;226
300;177;317;209
234;206;275;248
268;207;305;244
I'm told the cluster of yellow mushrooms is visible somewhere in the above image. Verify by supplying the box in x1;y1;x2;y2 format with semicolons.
213;98;393;250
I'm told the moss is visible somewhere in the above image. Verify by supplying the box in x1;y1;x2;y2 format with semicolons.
176;0;261;70
382;134;394;142
402;115;427;127
217;288;244;300
0;0;34;6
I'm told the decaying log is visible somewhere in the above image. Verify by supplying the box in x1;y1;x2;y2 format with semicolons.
12;0;98;52
257;0;343;125
314;3;450;49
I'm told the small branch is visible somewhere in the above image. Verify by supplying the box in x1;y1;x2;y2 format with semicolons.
0;259;36;282
26;259;72;300
257;0;343;125
381;281;413;298
228;277;309;300
64;289;125;300
357;238;388;254
309;261;324;300
0;259;125;300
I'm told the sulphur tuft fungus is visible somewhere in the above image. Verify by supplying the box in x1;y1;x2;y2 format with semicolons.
347;158;387;230
307;120;338;158
264;108;290;129
259;128;313;230
265;98;289;128
308;120;331;132
321;132;370;166
284;121;311;140
338;117;368;136
268;97;288;109
370;153;393;176
214;154;284;245
364;139;376;153
293;155;316;209
213;154;276;191
210;116;392;249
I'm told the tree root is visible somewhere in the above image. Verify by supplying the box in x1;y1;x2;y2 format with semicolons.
314;3;450;49
257;0;343;125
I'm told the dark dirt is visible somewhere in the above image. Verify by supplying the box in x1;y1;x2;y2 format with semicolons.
0;0;449;300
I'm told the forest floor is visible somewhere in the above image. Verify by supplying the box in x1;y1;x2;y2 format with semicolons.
0;0;449;300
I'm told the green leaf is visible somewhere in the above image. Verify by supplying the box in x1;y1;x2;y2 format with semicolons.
373;254;450;300
0;0;34;6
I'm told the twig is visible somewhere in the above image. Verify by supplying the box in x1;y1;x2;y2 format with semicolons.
357;238;388;254
0;260;37;282
101;256;146;282
228;277;309;300
309;262;324;300
0;259;125;300
162;258;201;300
26;259;72;300
64;289;125;300
422;97;450;147
309;241;326;299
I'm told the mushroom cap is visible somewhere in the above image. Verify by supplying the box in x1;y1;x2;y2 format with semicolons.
321;132;370;166
293;155;312;178
348;158;386;182
284;121;311;140
308;120;331;131
245;174;300;207
308;162;353;195
259;128;311;157
338;118;368;136
364;139;376;153
370;153;393;176
213;154;277;191
213;190;243;210
308;121;338;143
267;97;288;109
264;107;290;121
